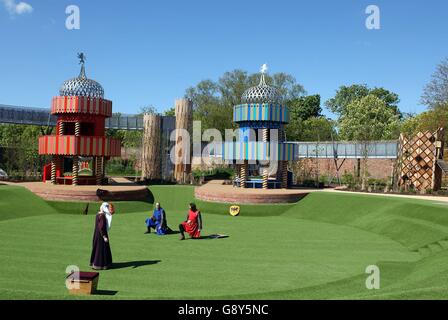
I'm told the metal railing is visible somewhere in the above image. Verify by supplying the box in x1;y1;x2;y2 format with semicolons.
0;104;145;130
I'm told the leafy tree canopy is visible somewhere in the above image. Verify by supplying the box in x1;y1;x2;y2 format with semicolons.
400;102;448;144
186;69;306;133
139;105;157;115
286;116;336;142
339;94;400;141
326;84;401;118
287;94;321;122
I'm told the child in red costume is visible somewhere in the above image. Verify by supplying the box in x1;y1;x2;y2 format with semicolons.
179;203;202;240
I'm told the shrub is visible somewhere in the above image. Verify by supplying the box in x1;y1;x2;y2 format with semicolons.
341;172;357;189
192;167;235;180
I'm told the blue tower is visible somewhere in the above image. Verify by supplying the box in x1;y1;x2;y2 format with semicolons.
223;65;297;189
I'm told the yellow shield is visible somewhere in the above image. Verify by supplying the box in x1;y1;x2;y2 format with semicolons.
229;205;240;216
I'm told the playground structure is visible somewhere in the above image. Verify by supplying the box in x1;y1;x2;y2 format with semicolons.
397;129;446;192
38;55;121;186
222;67;297;189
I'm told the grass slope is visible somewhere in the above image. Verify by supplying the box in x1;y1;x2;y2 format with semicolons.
0;186;59;221
0;184;447;299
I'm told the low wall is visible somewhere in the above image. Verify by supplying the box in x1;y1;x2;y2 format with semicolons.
294;158;395;181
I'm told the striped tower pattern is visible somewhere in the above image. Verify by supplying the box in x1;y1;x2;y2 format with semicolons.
240;161;248;188
262;128;269;190
51;97;113;117
38;136;121;157
51;157;56;184
72;156;79;186
281;161;288;189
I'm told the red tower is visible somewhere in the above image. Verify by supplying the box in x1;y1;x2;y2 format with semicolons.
39;54;121;186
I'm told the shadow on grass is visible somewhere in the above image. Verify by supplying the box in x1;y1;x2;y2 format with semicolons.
144;229;181;235
95;290;118;296
194;234;230;240
111;260;161;270
97;188;155;205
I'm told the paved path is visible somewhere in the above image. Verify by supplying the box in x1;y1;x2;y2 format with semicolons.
321;188;448;203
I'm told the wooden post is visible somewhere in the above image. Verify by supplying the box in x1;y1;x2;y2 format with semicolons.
58;121;65;136
262;168;269;189
75;121;81;137
281;161;288;189
72;156;79;186
174;99;193;184
432;128;445;191
96;156;102;185
141;113;162;180
51;156;57;184
101;157;106;182
240;160;248;188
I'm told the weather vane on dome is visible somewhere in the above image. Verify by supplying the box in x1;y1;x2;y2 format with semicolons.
77;52;86;78
259;63;268;86
260;63;268;74
78;52;86;65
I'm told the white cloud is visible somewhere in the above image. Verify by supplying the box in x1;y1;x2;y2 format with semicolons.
2;0;33;15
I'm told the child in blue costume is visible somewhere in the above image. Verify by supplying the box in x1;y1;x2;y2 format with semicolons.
145;202;170;235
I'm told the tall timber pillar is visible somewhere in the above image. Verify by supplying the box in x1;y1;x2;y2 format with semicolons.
141;113;162;181
174;99;193;184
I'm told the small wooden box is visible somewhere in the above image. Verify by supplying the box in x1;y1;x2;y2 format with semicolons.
66;272;100;295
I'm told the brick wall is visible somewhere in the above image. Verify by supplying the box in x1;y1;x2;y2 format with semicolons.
292;158;395;182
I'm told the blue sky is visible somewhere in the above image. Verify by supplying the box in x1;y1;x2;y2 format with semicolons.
0;0;447;117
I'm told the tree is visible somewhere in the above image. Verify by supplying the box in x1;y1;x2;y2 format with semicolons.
186;69;306;134
400;103;448;144
287;95;321;121
139;105;157;115
285;116;336;142
185;79;230;132
164;107;175;116
326;84;401;118
339;95;400;189
300;117;336;142
422;58;448;108
0;124;46;177
284;94;336;141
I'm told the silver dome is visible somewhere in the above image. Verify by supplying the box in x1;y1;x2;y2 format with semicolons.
241;73;282;104
59;55;104;98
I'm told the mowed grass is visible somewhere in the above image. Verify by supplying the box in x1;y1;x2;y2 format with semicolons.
0;184;448;299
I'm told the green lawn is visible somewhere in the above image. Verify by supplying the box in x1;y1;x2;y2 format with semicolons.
1;184;448;299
